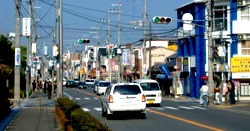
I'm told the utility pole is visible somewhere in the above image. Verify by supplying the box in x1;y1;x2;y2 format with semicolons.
107;14;111;82
117;2;121;83
14;0;21;107
142;0;147;79
58;0;63;98
207;0;214;104
148;22;152;79
31;0;36;90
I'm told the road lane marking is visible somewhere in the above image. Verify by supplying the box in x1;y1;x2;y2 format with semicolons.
82;108;90;111
84;98;90;100
73;88;102;99
75;98;81;100
178;106;194;110
94;108;102;111
148;109;224;131
94;98;99;99
191;106;206;109
163;106;179;110
63;92;73;99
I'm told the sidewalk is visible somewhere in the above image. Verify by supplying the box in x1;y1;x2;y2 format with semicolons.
0;91;62;131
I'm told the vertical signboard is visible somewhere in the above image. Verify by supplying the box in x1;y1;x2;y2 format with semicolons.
44;46;48;56
22;18;31;36
32;43;36;54
176;57;183;72
131;54;135;67
110;59;115;71
138;48;143;59
122;49;130;65
15;48;21;68
183;57;190;72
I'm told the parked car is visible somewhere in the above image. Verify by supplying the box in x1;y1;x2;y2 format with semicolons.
134;79;162;107
78;82;87;89
101;83;146;120
95;81;111;95
65;80;76;88
85;79;98;88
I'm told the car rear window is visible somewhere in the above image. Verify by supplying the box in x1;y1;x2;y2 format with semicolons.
86;80;94;82
140;83;160;91
113;85;141;95
99;82;110;86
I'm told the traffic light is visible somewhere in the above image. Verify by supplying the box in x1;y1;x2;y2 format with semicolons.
78;39;90;44
89;47;94;61
152;16;172;24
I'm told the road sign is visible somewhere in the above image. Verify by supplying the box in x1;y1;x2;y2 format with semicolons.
22;18;31;36
15;48;21;68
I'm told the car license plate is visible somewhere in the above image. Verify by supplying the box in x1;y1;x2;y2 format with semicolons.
124;100;131;103
148;100;154;104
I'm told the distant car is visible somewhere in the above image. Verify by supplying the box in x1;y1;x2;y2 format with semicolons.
101;83;146;120
96;81;111;95
85;79;98;88
63;79;66;86
78;82;87;89
65;80;76;88
74;78;80;85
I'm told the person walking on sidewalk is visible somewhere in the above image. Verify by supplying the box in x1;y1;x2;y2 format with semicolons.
47;81;52;99
214;82;221;104
32;80;36;92
227;80;236;105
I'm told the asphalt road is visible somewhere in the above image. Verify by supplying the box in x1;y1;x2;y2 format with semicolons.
63;87;250;131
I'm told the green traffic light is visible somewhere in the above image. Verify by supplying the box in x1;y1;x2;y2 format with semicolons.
153;17;160;23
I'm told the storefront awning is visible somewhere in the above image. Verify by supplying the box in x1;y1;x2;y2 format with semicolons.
156;74;166;79
160;64;173;79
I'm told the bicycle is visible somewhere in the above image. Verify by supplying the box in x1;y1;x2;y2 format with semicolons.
202;95;209;108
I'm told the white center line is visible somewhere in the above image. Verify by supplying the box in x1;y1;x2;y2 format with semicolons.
82;108;90;111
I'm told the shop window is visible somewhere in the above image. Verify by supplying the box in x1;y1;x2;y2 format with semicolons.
241;5;250;21
242;41;250;55
213;6;228;31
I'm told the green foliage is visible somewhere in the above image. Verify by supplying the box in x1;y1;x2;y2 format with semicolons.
56;97;111;131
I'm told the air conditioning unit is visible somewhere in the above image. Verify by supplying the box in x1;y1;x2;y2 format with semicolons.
238;34;247;40
237;0;246;6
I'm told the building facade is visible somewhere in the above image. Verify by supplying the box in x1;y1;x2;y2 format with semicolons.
177;0;250;100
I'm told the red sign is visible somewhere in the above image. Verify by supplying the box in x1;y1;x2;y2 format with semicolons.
110;59;115;71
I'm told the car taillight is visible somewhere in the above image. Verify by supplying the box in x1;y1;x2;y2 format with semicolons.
142;94;146;102
108;95;113;103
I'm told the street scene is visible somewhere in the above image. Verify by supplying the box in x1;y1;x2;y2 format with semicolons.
1;0;250;131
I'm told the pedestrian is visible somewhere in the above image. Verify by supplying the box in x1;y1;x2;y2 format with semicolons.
44;80;48;93
214;82;221;104
199;83;209;106
32;80;36;92
47;81;52;99
227;80;236;105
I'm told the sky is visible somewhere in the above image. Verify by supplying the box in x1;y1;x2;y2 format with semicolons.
0;0;192;55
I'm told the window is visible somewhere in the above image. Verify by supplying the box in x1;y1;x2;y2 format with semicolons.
213;6;227;31
113;85;141;95
242;41;250;55
241;6;250;21
140;83;160;91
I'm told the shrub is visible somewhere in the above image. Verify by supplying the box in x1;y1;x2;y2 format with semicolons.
56;97;111;131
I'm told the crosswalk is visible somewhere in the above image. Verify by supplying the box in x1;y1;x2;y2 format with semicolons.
81;105;207;112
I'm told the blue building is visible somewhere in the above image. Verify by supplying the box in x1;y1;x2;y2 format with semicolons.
176;0;250;100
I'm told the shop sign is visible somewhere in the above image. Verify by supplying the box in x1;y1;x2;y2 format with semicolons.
122;49;130;65
231;57;250;72
183;57;190;72
176;57;183;72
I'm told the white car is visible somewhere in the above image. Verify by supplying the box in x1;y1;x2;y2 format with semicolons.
96;81;111;95
101;83;147;120
134;79;162;107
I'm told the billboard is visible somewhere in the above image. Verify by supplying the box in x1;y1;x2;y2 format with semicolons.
122;49;130;65
231;57;250;72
